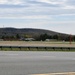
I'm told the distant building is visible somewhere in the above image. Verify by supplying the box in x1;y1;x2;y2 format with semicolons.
25;38;35;41
20;37;25;41
45;39;57;42
45;39;50;41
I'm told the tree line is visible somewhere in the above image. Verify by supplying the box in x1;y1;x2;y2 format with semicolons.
0;33;75;41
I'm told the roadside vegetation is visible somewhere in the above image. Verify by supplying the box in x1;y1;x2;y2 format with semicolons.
0;28;75;42
0;33;75;42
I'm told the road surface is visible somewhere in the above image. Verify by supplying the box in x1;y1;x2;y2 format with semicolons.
0;51;75;75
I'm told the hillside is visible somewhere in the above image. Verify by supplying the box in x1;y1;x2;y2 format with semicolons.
0;27;70;41
0;27;68;35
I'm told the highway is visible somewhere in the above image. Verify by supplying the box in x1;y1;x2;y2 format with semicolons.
0;51;75;75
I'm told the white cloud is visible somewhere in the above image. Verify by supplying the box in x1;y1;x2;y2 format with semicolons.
66;0;75;6
63;5;75;9
37;0;66;5
0;13;51;19
0;0;24;5
0;0;8;4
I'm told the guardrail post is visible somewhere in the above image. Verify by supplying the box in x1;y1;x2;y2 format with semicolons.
1;46;2;50
28;47;30;50
44;47;47;51
53;47;55;51
19;47;21;50
10;46;12;50
68;48;70;51
60;47;63;51
36;47;38;51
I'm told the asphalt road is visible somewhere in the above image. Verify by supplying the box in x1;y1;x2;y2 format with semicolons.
0;51;75;75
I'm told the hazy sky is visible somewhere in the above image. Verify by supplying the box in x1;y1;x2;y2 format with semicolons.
0;0;75;34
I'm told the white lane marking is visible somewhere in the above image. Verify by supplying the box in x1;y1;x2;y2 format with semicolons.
7;54;19;56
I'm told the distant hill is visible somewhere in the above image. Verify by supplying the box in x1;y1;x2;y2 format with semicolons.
0;27;68;35
0;27;70;41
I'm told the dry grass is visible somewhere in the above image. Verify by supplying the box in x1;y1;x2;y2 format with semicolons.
31;72;75;75
0;41;75;47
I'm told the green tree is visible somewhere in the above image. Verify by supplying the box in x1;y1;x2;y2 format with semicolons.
39;33;49;41
73;36;75;41
16;34;20;39
53;35;58;40
1;36;5;39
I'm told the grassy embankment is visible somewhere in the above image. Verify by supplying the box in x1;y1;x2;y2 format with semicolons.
0;41;75;51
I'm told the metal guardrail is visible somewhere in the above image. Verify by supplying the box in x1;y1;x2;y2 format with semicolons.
0;46;75;51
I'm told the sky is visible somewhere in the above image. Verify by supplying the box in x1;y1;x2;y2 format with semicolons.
0;0;75;34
